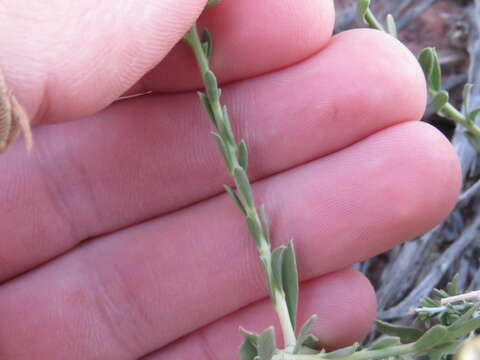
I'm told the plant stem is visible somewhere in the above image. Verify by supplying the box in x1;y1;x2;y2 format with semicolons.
184;23;296;350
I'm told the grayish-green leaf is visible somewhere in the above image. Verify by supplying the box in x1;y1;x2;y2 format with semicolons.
238;140;248;171
224;185;246;214
259;205;271;245
386;14;397;38
467;108;480;124
429;48;442;92
418;48;442;92
282;241;299;330
463;83;474;115
447;317;480;340
220;105;236;146
376;320;423;342
260;255;274;300
206;0;220;9
198;92;216;127
204;70;220;101
301;334;319;350
370;336;401;350
446;274;459;296
418;48;434;80
451;304;478;327
433;91;449;113
357;0;371;22
201;29;212;59
323;343;360;359
238;339;258;360
420;297;441;308
246;213;263;247
211;132;234;170
239;327;259;347
428;341;462;360
234;167;254;209
293;315;317;354
414;325;448;351
433;288;449;299
271;246;286;291
257;327;276;360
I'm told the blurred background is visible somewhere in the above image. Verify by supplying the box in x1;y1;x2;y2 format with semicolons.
335;0;480;333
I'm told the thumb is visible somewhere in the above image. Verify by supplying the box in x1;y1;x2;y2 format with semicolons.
0;0;206;125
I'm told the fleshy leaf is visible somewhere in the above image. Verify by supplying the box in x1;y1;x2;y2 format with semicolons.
433;91;449;113
376;320;423;342
257;327;276;360
234;167;254;208
446;274;459;296
282;241;299;330
238;339;258;360
201;29;212;59
463;83;474;115
239;327;259;347
211;132;233;170
414;325;448;351
293;315;317;354
418;48;442;92
271;246;286;291
198;92;216;126
224;185;246;214
370;336;401;350
357;0;371;23
447;317;480;340
259;205;271;245
246;213;263;247
467;109;480;124
238;140;248;171
386;14;397;38
204;70;220;101
323;343;360;359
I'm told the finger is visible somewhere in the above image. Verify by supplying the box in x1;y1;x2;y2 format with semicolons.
0;122;460;359
0;30;426;281
136;0;335;92
143;269;376;360
0;0;206;124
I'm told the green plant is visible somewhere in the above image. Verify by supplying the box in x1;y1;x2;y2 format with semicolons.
358;0;480;151
182;1;480;359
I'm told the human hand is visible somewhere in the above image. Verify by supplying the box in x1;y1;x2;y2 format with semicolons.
0;1;461;359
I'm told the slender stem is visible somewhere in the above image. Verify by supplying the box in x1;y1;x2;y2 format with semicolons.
184;23;296;349
364;9;385;32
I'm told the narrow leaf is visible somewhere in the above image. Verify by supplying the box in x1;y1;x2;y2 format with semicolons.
246;213;263;247
323;343;360;359
257;327;276;360
386;14;397;38
238;339;258;360
414;325;448;351
271;246;286;291
201;29;213;59
357;0;371;22
211;132;234;170
204;70;220;101
433;90;449;113
239;327;259;347
430;48;442;92
293;315;317;353
447;317;480;340
224;185;246;214
467;108;480;124
446;274;459;296
418;48;435;80
282;241;299;330
370;337;401;350
451;304;478;327
433;288;449;299
301;334;319;350
198;92;216;127
238;140;248;171
234;166;254;208
220;105;236;146
259;205;271;245
463;83;474;115
375;320;423;342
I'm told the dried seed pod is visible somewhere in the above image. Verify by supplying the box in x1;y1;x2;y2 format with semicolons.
0;70;32;154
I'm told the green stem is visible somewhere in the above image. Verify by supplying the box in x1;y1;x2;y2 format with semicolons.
184;23;297;350
364;9;385;32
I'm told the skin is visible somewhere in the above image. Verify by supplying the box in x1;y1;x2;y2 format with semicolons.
0;0;462;359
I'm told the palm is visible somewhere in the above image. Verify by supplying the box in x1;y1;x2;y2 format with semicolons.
0;0;460;359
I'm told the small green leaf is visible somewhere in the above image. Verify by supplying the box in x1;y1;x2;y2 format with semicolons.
257;327;276;360
238;339;258;360
211;132;234;170
375;320;424;342
414;325;448;351
260;255;274;300
238;140;248;171
418;48;442;92
357;0;371;22
420;297;441;308
418;48;434;78
323;343;360;359
259;205;271;245
224;185;246;214
220;105;236;146
246;213;263;247
301;334;319;350
428;341;462;360
282;241;299;330
239;327;259;347
467;108;480;124
370;336;401;350
198;92;216;127
293;315;317;354
433;91;449;113
447;317;480;340
446;274;459;296
386;14;397;38
204;70;220;101
201;29;212;59
433;288;449;299
429;48;442;92
234;167;254;209
451;304;478;327
271;246;286;291
463;83;474;115
206;0;220;9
